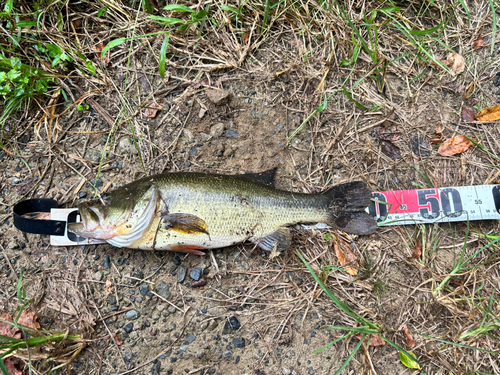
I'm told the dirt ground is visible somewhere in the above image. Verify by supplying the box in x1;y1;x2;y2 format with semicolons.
1;2;500;375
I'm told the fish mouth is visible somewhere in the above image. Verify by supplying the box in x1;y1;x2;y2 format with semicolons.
67;205;116;240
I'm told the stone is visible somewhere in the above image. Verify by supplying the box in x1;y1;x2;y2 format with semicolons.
184;334;196;344
155;281;171;300
117;137;138;154
123;323;134;333
92;271;102;281
232;338;245;348
103;255;111;269
206;89;231;105
177;266;187;283
210;123;225;138
126;310;140;320
7;241;18;250
189;268;202;281
207;307;226;316
224;130;239;138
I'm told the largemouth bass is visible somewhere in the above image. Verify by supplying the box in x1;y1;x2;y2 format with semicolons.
68;170;376;254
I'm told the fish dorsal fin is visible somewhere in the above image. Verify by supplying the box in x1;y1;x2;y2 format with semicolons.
243;168;277;186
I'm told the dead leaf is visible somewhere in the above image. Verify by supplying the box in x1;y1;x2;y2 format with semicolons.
112;332;123;346
93;43;110;68
438;135;473;156
332;234;358;276
0;313;21;339
355;333;386;346
462;107;476;123
441;52;465;75
105;279;113;294
17;310;41;330
144;102;162;118
380;140;402;160
4;358;22;375
476;104;500;122
435;124;443;137
403;324;416;348
430;136;442;145
472;35;484;50
411;238;422;258
243;31;251;44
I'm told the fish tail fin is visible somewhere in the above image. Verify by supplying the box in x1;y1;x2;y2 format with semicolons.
325;181;377;235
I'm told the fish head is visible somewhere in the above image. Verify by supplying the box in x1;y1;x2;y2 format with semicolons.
68;183;159;245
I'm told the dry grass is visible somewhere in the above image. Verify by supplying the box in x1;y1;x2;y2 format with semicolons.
1;0;500;373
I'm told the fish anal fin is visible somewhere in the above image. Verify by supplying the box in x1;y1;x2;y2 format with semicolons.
253;227;291;252
243;168;277;186
162;213;210;237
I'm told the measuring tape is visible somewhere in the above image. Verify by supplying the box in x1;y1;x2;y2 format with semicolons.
369;185;500;226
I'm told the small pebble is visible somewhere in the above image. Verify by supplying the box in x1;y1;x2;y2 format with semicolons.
103;255;111;269
123;323;134;333
184;334;196;344
224;130;239;138
156;281;171;299
233;338;245;348
190;268;202;281
93;178;103;188
139;285;149;296
177;266;187;283
126;310;140;320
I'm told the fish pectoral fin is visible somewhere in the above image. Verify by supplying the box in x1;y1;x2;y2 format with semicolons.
162;213;210;237
253;227;291;252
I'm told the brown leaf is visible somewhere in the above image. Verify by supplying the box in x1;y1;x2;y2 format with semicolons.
332;234;358;276
4;358;22;375
0;313;21;339
112;332;123;346
144;102;162;118
17;310;41;330
462;107;476;123
411;238;422;258
472;35;484;49
380;140;402;160
243;31;251;44
430;136;442;145
93;43;110;68
476;104;500;122
441;52;465;75
435;124;443;137
105;279;113;293
403;324;416;348
355;333;386;346
437;135;473;156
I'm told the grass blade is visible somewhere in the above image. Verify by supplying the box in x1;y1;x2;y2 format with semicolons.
159;32;170;78
101;38;126;59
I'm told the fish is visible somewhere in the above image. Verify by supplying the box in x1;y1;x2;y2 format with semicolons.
67;170;377;255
